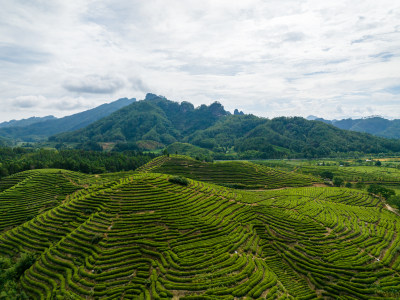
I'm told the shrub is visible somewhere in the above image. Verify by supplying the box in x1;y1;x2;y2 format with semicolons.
367;184;395;200
168;176;189;186
388;195;400;208
333;177;344;187
345;182;353;188
320;171;334;180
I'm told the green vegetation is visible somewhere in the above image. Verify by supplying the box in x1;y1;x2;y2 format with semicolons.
47;94;400;158
256;158;400;184
0;252;35;299
52;94;229;147
318;116;400;139
367;184;395;200
168;175;190;186
0;147;155;179
166;142;214;162
188;115;400;158
0;162;400;298
139;155;317;189
0;169;90;232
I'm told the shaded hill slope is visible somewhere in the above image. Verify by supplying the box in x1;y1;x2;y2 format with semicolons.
0;97;135;141
1;170;400;298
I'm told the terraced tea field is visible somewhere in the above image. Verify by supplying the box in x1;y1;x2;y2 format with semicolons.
0;169;88;233
257;160;400;184
138;155;318;189
1;162;400;299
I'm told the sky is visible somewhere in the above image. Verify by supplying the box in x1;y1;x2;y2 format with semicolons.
1;0;400;122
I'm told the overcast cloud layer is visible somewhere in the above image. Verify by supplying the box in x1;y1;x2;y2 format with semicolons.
1;0;399;121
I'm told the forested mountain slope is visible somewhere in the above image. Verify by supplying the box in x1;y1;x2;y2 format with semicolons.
312;116;400;139
51;94;400;158
51;93;229;146
188;115;400;158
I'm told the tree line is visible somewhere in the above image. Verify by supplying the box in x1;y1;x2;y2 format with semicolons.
0;147;156;179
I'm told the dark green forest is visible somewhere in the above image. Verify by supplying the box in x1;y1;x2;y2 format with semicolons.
0;147;155;179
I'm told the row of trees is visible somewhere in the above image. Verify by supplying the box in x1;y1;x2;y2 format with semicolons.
318;169;399;208
0;147;156;179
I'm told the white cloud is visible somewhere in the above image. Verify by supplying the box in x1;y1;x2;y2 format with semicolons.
0;0;399;121
63;74;125;94
12;95;47;108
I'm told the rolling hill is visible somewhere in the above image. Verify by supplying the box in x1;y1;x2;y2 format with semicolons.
1;160;400;299
0;169;86;232
138;155;318;189
51;94;400;158
0;97;135;142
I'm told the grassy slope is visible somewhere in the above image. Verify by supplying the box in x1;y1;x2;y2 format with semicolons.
0;165;400;298
138;155;318;189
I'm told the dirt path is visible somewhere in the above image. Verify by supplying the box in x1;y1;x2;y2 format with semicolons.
385;204;399;216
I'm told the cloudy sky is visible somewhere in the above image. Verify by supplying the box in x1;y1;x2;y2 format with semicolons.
1;0;400;122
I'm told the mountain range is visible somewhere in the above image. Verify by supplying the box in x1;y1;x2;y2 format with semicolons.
0;97;135;142
1;93;400;158
0;115;57;129
50;94;400;158
307;116;400;139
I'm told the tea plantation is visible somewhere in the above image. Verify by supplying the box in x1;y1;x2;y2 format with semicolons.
0;169;87;233
138;155;318;189
1;158;400;299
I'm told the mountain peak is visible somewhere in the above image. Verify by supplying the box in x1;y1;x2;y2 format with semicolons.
145;93;166;101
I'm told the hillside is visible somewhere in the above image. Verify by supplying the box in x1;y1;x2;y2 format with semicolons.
310;116;400;139
138;155;317;189
1;166;400;298
0;169;86;232
51;94;400;158
0;136;12;147
187;115;400;158
0;97;135;142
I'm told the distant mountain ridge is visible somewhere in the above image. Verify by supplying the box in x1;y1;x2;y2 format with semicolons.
0;97;135;141
51;93;400;158
0;115;56;129
307;116;400;139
